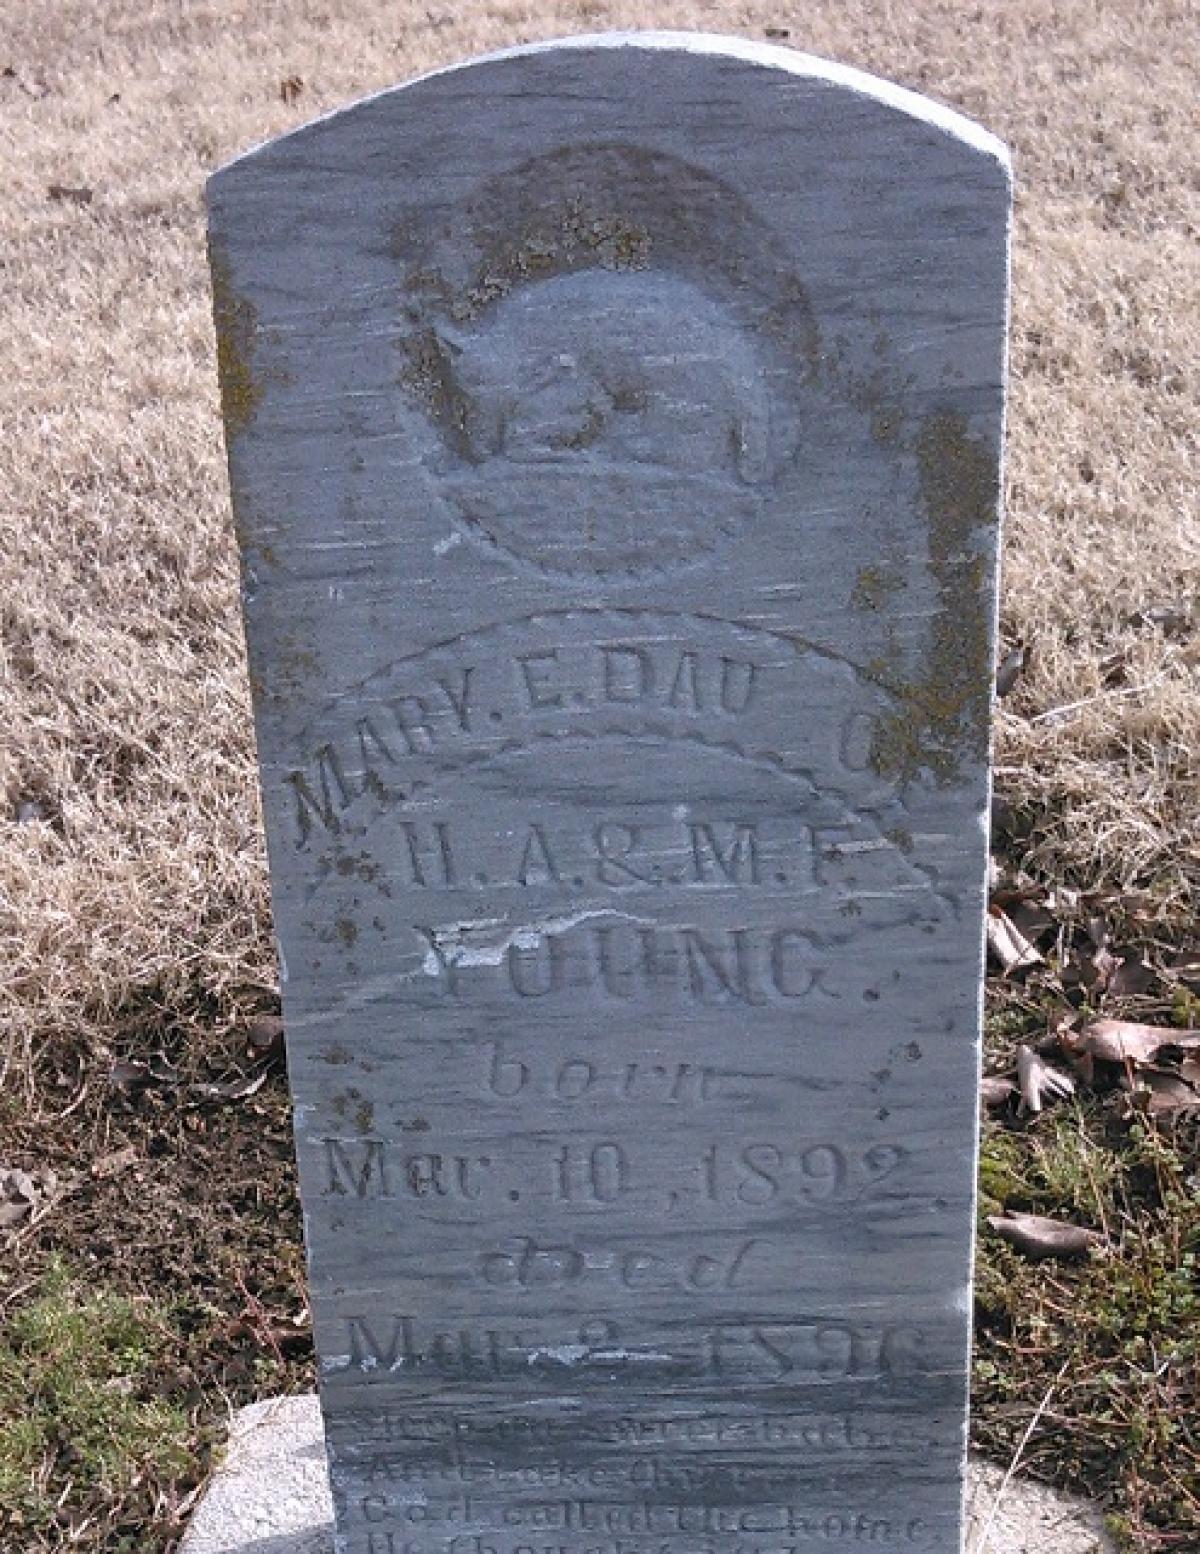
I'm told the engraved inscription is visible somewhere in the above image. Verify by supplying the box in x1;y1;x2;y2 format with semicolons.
333;1314;929;1382
515;643;759;715
348;1504;931;1551
328;1397;954;1551
316;1136;907;1216
336;1407;941;1455
324;1139;492;1202
285;611;905;848
479;1237;760;1292
339;813;939;901
289;632;777;845
353;1520;930;1554
480;1047;769;1105
416;920;842;1004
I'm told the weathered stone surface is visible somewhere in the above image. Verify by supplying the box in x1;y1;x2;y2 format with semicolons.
180;1397;1118;1554
208;33;1010;1554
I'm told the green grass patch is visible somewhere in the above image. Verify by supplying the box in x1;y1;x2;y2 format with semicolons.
974;1103;1200;1546
0;1259;193;1551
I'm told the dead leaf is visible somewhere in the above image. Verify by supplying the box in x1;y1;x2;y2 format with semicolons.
986;905;1044;973
1008;898;1055;948
1129;1066;1200;1115
0;1171;36;1228
109;1059;151;1092
987;1212;1103;1260
981;1074;1016;1108
47;183;93;204
1075;1018;1200;1067
0;1165;57;1229
279;74;304;104
91;1145;139;1180
1165;950;1200;988
1077;941;1118;993
996;642;1027;696
1130;602;1192;636
1106;954;1157;997
1098;649;1130;687
1016;1045;1075;1115
246;1015;284;1059
195;1071;268;1101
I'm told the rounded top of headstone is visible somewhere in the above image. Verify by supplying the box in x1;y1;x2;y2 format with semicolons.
209;31;1011;187
207;26;1010;634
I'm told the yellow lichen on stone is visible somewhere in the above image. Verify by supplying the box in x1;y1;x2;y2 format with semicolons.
448;203;653;323
851;564;902;612
208;240;263;439
870;411;998;786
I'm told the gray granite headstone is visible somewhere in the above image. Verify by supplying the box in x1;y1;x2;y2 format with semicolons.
208;33;1010;1554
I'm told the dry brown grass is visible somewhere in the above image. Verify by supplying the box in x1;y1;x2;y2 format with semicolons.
2;0;1197;1082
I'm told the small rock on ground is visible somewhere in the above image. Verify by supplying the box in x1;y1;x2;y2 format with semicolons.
180;1394;1116;1554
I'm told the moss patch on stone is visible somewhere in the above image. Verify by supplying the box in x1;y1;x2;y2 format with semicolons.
871;411;999;785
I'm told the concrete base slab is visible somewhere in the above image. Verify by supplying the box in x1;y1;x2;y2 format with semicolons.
180;1395;1116;1554
181;1396;331;1554
965;1457;1115;1553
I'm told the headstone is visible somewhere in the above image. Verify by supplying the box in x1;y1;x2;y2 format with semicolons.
208;33;1010;1554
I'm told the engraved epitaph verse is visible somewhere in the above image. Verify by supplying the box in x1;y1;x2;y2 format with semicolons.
209;35;1010;1554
